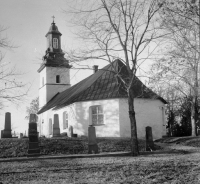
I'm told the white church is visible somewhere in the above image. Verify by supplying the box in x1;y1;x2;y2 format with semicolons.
37;21;167;139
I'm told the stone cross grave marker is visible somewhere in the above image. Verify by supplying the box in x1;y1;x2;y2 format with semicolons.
145;126;155;151
88;125;99;154
28;114;40;157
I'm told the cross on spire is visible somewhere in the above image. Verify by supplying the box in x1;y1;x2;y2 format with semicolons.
52;15;55;23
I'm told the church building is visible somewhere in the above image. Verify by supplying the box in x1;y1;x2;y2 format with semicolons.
37;21;167;139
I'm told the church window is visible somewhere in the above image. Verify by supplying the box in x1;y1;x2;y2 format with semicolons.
53;38;58;49
63;111;68;129
56;75;60;83
42;77;44;86
91;105;104;125
161;106;165;126
49;118;53;135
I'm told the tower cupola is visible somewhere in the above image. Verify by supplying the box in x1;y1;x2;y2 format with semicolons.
38;17;71;73
45;20;62;53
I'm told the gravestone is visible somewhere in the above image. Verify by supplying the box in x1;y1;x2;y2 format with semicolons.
88;125;98;154
1;112;12;138
145;126;154;151
28;114;40;157
20;133;23;138
73;134;77;138
1;130;3;138
69;126;73;137
53;114;60;137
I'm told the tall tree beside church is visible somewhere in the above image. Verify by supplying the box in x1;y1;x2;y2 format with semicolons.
149;0;200;136
25;97;39;120
0;25;28;109
64;0;164;156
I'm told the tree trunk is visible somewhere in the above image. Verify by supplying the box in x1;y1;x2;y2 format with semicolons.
191;96;197;136
128;89;139;156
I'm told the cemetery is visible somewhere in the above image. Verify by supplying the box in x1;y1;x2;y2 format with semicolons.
0;112;162;158
2;0;200;182
1;112;200;183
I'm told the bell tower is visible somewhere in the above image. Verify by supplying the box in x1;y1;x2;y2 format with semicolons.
38;18;71;109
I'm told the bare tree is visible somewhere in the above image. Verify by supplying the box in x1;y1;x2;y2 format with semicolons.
64;0;164;156
149;0;200;136
25;97;39;120
0;25;29;109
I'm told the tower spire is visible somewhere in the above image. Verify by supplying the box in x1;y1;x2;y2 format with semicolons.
52;15;55;23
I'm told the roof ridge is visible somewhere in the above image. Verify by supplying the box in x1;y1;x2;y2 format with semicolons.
38;59;166;114
53;63;115;110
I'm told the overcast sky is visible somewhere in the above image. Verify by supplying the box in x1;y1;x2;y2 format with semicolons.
0;0;99;134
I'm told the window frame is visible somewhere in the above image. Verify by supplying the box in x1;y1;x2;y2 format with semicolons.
63;111;68;129
90;105;104;126
42;77;44;86
49;118;53;135
53;38;58;49
56;75;60;83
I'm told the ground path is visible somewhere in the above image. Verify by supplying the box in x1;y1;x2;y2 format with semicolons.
157;142;200;153
0;140;200;183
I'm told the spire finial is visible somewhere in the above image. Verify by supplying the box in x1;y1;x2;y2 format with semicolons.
52;15;55;23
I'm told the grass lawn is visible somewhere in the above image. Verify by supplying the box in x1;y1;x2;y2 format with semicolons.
1;137;200;183
1;149;200;183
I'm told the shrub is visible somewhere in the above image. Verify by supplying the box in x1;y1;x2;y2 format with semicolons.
0;137;149;158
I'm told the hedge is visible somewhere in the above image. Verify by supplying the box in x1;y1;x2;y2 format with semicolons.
0;137;155;158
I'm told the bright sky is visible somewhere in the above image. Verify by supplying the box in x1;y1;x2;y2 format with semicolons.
0;0;102;134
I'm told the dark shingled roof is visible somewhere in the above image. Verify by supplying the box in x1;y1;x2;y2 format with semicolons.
37;59;167;114
45;22;62;37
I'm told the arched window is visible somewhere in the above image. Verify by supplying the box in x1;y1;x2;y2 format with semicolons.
63;111;68;129
53;38;58;49
49;119;52;135
56;75;60;83
42;77;44;86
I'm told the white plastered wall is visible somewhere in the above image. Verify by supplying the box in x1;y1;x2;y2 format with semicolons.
74;99;120;137
119;98;166;139
39;99;120;137
39;67;70;108
39;67;47;108
39;104;76;137
39;98;166;139
46;67;70;84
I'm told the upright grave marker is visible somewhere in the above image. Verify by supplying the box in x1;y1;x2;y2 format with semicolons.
28;114;40;156
1;112;12;138
20;133;23;138
53;114;60;137
69;126;73;137
88;125;99;154
145;126;154;151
